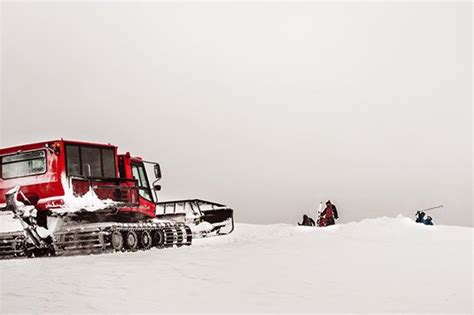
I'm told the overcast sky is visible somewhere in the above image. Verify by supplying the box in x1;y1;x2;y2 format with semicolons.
1;2;472;226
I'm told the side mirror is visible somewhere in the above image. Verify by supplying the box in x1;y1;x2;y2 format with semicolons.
153;184;161;191
154;164;162;180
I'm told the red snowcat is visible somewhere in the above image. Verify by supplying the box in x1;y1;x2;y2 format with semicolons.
0;139;234;259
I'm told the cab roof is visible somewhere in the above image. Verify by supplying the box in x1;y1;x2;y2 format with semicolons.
0;139;118;155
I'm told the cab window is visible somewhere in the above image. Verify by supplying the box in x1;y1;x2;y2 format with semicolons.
132;164;152;201
1;150;47;179
65;145;116;178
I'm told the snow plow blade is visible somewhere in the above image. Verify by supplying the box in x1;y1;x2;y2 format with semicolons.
0;188;53;259
156;199;234;236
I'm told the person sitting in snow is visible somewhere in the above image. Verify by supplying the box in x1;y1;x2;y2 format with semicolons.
320;200;338;227
298;214;315;226
423;216;434;225
415;211;426;223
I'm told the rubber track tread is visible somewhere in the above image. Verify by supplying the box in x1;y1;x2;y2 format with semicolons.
52;222;192;257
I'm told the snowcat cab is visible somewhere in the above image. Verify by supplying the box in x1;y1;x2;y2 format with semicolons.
0;140;146;223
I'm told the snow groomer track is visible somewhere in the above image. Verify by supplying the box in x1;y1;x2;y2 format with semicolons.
53;221;192;256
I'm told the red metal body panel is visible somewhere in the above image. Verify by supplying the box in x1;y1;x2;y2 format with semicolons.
0;140;65;209
0;139;156;220
117;154;155;218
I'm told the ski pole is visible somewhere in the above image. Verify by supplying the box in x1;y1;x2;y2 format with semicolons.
418;205;444;212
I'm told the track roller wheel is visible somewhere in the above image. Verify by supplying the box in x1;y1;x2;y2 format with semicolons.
140;230;152;250
111;230;124;251
154;229;165;248
125;231;138;250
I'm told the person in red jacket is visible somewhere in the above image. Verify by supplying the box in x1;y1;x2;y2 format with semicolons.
319;200;339;226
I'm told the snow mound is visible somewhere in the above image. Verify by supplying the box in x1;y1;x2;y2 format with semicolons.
1;218;472;313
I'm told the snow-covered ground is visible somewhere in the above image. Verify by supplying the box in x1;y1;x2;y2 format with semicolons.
1;217;472;313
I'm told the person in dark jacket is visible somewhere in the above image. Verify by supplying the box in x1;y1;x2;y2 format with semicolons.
423;216;434;225
320;200;338;226
298;214;315;226
415;211;426;223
